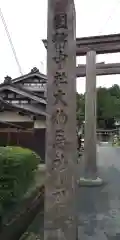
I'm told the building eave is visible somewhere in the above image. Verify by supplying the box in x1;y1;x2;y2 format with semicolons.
0;97;46;118
15;84;46;101
0;84;47;105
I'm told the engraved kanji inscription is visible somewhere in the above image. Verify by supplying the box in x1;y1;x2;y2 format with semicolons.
54;40;66;56
54;71;67;86
54;13;67;29
56;169;68;186
52;150;68;170
52;32;68;65
52;150;64;169
52;32;68;44
45;0;77;238
53;32;68;66
52;108;68;124
55;129;66;149
53;51;67;65
54;89;67;105
52;188;67;203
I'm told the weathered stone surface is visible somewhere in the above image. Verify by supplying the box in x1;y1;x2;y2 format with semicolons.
84;51;97;179
44;0;77;239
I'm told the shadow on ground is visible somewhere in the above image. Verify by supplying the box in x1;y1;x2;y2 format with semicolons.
78;146;120;240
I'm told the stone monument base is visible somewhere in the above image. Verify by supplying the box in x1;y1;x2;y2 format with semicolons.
78;177;103;187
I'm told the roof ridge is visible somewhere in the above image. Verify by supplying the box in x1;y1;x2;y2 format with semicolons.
0;68;47;86
12;68;47;83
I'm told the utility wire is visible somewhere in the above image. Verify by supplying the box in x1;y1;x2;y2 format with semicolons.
0;7;23;75
98;0;120;34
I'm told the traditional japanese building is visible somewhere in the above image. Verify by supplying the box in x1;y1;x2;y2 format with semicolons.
0;67;47;161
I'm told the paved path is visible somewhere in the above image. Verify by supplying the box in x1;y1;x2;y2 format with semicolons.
78;146;120;240
20;146;120;239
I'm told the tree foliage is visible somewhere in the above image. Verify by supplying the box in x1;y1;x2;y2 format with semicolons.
76;93;85;124
76;84;120;129
0;146;40;215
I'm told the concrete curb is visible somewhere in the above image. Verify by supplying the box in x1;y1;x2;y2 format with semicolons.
78;177;103;187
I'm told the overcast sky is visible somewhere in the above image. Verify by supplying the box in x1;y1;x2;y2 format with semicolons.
0;0;120;93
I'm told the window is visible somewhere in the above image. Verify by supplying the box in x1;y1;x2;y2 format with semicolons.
24;83;31;86
20;100;28;104
16;94;22;99
0;93;5;98
8;93;14;98
34;78;39;83
11;100;19;104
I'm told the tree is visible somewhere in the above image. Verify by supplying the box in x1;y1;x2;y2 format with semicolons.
76;92;85;124
76;84;120;129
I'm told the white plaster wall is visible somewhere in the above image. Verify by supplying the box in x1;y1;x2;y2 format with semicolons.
0;111;32;122
0;111;46;128
34;120;46;129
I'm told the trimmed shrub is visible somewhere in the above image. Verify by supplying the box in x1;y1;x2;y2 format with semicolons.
0;146;40;211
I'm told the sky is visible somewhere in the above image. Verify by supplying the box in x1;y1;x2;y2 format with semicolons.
0;0;120;93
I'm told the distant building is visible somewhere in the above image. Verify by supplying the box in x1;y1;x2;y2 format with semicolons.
0;67;47;161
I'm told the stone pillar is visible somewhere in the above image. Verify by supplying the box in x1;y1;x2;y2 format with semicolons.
44;0;77;240
84;51;97;179
79;51;103;186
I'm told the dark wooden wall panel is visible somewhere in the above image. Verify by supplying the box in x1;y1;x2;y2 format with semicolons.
0;129;46;162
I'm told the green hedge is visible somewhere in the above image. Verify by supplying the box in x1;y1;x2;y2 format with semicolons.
0;146;40;213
